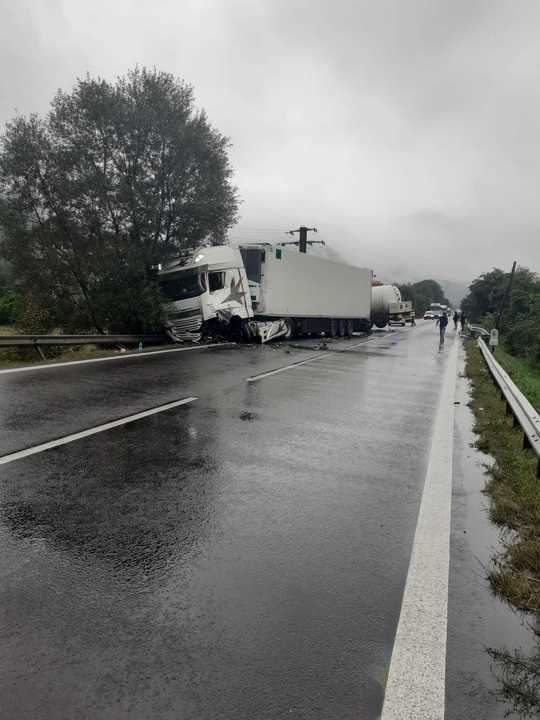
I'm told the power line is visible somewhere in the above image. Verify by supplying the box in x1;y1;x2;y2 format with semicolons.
230;226;286;233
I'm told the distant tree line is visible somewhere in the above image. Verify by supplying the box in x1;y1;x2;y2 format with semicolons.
0;67;238;333
397;279;450;316
461;267;540;364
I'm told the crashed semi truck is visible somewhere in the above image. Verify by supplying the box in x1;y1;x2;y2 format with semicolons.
159;244;372;343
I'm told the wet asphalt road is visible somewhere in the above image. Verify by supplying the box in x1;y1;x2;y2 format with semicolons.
0;323;484;719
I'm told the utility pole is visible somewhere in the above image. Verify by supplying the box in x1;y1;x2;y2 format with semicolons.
495;260;517;331
285;226;318;253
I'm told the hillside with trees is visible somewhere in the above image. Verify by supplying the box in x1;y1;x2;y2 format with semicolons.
461;266;540;364
397;279;450;316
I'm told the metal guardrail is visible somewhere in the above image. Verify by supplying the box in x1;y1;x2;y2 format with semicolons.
468;324;490;338
477;337;540;475
0;334;167;347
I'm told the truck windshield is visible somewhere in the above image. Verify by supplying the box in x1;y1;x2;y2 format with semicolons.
159;272;206;301
239;247;264;283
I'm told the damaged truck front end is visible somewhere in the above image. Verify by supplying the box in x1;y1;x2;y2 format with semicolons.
159;248;256;343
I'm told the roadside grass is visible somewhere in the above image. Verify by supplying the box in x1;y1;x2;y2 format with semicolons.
465;339;540;611
465;338;540;716
494;346;540;414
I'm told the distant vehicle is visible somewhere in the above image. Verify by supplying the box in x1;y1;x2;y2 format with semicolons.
423;310;436;319
429;303;448;318
159;244;373;343
371;283;414;327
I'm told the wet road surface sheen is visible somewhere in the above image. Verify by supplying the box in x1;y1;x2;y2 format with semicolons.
1;324;453;719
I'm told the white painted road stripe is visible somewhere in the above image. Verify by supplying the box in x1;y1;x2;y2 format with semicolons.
381;337;459;720
246;337;379;382
0;396;198;466
246;353;327;382
0;343;235;376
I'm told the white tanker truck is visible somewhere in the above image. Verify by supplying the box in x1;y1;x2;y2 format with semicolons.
371;282;414;328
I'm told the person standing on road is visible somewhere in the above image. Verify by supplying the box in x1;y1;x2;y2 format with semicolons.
437;312;449;343
453;311;459;331
460;313;466;332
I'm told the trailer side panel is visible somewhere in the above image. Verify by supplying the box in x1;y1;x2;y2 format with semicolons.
259;247;372;320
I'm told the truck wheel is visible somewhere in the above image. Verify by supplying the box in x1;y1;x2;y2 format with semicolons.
284;319;295;339
374;318;387;329
230;316;252;343
337;320;346;337
240;319;254;342
326;319;337;338
345;320;353;337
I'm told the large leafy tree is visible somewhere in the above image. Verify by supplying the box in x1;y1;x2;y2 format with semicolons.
0;253;22;325
0;68;239;332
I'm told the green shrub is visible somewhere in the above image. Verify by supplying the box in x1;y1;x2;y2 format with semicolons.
0;287;22;324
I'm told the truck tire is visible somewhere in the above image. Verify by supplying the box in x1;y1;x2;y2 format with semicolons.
337;319;346;337
240;319;254;342
284;319;295;339
326;319;337;338
374;318;387;329
345;320;353;337
230;316;253;343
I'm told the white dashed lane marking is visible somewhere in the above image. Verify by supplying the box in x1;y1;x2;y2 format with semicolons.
0;396;198;466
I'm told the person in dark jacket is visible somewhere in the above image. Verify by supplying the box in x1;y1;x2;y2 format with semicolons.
453;311;459;330
437;312;449;343
460;313;466;332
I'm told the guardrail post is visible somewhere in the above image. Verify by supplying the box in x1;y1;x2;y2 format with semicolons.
33;340;46;361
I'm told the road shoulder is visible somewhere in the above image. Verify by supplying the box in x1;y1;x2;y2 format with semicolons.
445;342;531;719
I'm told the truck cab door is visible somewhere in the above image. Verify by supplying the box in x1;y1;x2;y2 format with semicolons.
207;268;253;320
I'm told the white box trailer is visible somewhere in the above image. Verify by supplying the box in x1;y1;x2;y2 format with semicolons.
252;245;372;321
159;243;372;342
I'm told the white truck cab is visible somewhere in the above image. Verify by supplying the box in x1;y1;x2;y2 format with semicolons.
159;246;253;341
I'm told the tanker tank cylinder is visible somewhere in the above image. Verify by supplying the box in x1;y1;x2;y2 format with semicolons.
371;283;401;328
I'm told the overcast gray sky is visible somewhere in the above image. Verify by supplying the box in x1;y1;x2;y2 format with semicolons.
1;0;539;285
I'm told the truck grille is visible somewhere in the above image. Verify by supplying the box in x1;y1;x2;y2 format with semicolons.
167;308;202;320
168;314;203;340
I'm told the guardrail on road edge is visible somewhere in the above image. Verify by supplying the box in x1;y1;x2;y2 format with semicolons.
477;337;540;476
0;334;168;360
0;334;167;347
468;324;490;338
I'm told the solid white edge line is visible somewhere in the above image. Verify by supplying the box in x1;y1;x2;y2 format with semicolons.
0;343;235;375
381;337;459;720
0;396;198;466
